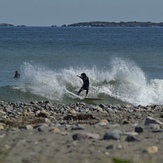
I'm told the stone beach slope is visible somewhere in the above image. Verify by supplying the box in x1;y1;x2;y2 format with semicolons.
0;101;163;163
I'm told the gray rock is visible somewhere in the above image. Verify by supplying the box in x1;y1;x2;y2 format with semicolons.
0;110;6;114
69;109;77;114
95;122;107;127
72;133;100;141
19;125;33;130
125;136;139;142
152;129;163;133
105;107;115;113
107;124;120;128
106;144;114;150
103;129;122;140
34;123;49;132
144;116;163;126
36;111;49;118
149;124;160;130
122;119;130;124
4;106;13;113
135;125;144;133
71;124;85;130
123;131;138;136
99;104;114;113
93;106;103;112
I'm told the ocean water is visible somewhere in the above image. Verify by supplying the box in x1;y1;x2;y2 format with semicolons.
0;26;163;106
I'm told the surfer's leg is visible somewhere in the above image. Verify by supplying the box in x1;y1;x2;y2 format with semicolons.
85;88;89;97
77;87;83;95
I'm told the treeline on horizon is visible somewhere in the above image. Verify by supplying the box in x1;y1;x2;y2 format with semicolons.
1;21;163;27
67;21;163;27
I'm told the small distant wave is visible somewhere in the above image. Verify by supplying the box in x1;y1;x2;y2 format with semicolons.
1;58;163;106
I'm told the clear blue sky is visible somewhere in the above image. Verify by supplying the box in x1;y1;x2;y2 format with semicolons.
0;0;163;26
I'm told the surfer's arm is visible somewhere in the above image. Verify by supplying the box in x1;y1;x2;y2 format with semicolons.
77;75;82;79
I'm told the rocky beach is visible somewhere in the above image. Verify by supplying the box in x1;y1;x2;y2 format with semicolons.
0;101;163;163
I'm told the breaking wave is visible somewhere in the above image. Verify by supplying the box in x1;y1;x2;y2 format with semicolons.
4;58;163;106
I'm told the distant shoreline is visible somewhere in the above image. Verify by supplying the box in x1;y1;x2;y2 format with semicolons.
67;21;163;27
1;21;163;27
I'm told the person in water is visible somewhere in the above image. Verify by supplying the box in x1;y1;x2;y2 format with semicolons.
14;71;20;78
77;73;89;97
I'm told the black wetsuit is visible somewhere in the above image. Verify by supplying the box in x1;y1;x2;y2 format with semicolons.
14;71;20;78
77;76;89;96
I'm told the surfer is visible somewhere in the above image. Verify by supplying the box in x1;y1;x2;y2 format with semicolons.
77;73;89;97
14;71;20;78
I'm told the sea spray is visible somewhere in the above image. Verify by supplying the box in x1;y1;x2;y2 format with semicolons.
107;58;163;105
9;59;163;106
20;62;64;101
108;58;148;105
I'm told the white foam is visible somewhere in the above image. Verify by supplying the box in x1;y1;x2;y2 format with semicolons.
17;59;163;106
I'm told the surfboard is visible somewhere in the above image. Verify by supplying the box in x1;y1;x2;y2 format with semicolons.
65;89;104;101
65;89;84;99
84;97;104;101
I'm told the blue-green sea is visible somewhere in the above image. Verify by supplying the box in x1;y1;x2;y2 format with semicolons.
0;26;163;106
